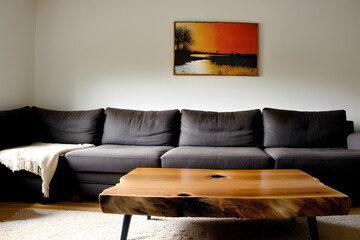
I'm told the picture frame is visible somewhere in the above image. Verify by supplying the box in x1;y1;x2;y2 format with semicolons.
174;21;259;76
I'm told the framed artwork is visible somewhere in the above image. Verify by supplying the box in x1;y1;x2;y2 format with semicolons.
174;21;258;76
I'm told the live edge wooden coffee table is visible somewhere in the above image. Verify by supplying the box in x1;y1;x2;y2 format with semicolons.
99;168;351;240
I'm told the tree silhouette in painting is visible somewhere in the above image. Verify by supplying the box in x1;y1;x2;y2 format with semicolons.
175;26;193;51
174;26;193;66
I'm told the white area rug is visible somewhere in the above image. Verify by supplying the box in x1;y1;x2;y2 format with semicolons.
0;208;359;240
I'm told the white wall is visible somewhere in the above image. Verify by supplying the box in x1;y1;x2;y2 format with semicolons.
0;0;36;110
35;0;360;129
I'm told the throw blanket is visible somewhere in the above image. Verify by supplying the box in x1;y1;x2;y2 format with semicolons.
0;142;94;198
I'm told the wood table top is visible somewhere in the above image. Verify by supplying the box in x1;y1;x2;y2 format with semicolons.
99;168;351;219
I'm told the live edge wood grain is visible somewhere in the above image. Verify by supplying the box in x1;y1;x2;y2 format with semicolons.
99;168;351;219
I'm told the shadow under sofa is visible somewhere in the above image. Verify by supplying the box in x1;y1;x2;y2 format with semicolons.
0;106;359;206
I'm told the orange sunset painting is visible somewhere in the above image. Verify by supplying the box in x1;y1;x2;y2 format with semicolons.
174;22;258;76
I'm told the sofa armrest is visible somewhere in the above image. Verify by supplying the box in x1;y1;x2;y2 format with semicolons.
347;133;360;150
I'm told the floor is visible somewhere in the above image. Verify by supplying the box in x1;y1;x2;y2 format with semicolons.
0;200;359;222
0;201;101;221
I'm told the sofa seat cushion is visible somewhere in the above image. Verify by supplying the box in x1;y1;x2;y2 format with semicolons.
179;109;262;147
64;144;173;173
161;146;274;169
265;147;360;169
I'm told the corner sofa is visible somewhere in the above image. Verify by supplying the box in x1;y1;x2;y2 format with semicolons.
0;106;359;205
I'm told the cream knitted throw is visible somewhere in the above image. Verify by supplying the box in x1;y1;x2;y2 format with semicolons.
0;142;94;198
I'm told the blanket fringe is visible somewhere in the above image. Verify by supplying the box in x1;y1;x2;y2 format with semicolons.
1;157;42;176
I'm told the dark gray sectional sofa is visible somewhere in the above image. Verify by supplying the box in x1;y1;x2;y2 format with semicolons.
0;106;359;205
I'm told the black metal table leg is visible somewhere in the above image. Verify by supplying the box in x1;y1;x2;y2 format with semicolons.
120;215;132;240
307;216;319;240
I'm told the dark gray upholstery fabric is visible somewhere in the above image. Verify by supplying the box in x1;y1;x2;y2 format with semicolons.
263;108;348;148
64;144;173;173
32;107;104;145
102;108;180;146
0;106;34;150
265;147;360;168
72;172;125;185
346;120;355;135
73;183;117;197
161;146;274;169
265;147;360;202
348;133;360;150
179;109;262;147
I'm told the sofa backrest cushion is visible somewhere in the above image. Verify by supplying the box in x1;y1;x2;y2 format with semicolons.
179;109;263;147
263;108;348;148
32;107;105;145
102;108;180;146
0;107;34;150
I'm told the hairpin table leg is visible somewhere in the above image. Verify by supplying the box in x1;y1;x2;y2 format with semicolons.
307;216;319;240
120;215;132;240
